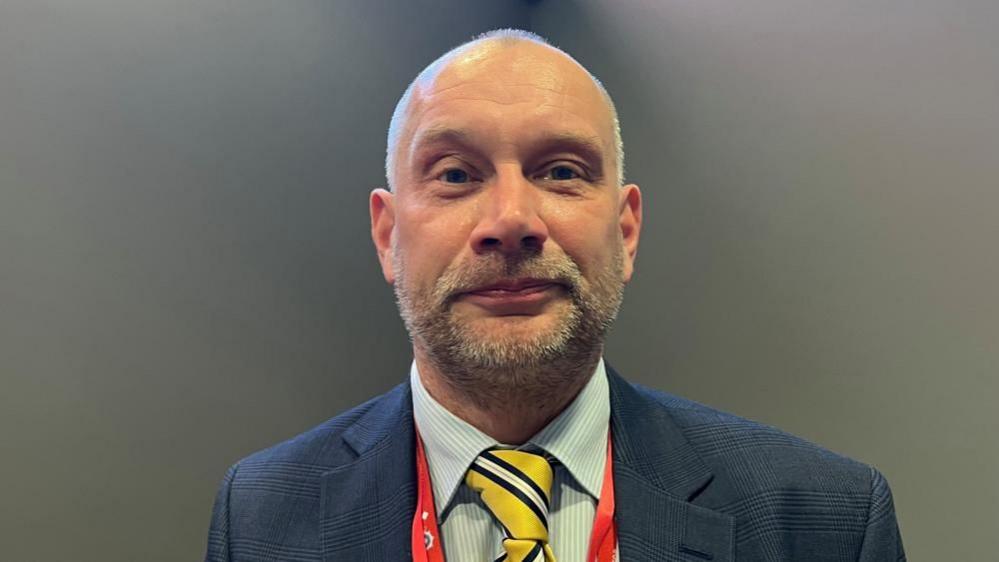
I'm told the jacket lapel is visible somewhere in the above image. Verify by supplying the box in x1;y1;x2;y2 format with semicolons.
608;367;736;561
315;369;735;561
319;383;416;562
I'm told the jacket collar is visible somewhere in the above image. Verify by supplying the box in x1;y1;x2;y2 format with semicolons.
319;367;734;561
607;365;735;561
319;383;417;561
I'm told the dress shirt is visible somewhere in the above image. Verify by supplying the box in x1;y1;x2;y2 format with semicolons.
410;359;610;562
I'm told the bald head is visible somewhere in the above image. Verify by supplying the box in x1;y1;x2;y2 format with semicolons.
385;29;624;190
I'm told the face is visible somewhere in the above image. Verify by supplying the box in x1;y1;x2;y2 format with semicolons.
371;41;641;374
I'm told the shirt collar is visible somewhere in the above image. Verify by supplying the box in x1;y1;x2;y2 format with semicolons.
410;359;610;517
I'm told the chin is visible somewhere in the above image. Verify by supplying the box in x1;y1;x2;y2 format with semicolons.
465;308;565;337
453;316;575;366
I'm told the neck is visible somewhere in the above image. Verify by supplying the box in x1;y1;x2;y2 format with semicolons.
414;347;601;445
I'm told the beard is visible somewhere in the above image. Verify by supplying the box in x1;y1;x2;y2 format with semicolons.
392;242;625;407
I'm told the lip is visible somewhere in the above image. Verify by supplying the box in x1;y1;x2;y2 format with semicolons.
465;278;558;294
459;279;563;313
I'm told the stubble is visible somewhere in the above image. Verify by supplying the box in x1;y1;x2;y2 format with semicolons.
393;242;625;410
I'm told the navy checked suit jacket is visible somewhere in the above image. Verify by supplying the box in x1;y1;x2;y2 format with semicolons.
205;367;905;561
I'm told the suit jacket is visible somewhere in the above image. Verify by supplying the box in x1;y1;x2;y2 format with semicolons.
205;367;905;561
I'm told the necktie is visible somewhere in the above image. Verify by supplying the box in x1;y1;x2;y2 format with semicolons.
465;449;557;562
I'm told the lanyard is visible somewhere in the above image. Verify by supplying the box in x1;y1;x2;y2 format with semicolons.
412;429;617;562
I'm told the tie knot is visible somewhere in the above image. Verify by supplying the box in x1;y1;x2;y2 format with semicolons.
465;449;554;543
486;450;554;496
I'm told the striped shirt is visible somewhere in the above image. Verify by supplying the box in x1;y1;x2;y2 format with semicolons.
410;359;610;562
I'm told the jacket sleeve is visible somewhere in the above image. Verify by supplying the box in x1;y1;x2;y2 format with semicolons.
857;467;906;562
205;463;239;562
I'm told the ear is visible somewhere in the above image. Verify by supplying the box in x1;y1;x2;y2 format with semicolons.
370;188;396;284
618;184;642;283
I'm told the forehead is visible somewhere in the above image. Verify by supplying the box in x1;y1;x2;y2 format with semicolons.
400;42;615;162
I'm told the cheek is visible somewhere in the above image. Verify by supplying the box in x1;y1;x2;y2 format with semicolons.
396;206;476;273
544;203;621;268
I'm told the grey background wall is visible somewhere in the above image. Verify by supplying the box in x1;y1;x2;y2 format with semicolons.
531;1;999;559
0;1;527;559
0;0;994;559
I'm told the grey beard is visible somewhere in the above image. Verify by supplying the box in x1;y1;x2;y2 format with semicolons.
393;246;625;410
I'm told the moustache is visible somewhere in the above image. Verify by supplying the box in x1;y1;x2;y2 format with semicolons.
435;253;583;304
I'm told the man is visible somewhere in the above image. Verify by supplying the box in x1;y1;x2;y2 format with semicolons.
205;29;904;562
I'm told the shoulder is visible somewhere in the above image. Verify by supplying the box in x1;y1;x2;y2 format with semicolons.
622;380;905;558
227;382;411;486
205;383;415;559
630;381;878;497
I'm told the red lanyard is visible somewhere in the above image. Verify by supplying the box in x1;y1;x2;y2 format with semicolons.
412;430;617;562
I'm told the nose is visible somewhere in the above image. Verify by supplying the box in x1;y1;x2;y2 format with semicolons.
469;168;549;255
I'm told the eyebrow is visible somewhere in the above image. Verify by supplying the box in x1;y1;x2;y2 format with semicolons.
409;126;476;158
409;126;607;176
533;132;606;174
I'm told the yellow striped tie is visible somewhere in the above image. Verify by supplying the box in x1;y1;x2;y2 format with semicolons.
465;450;557;562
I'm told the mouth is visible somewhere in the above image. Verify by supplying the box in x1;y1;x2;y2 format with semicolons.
463;278;562;295
457;278;565;313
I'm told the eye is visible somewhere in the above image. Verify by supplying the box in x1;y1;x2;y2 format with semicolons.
541;164;582;181
439;168;470;183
